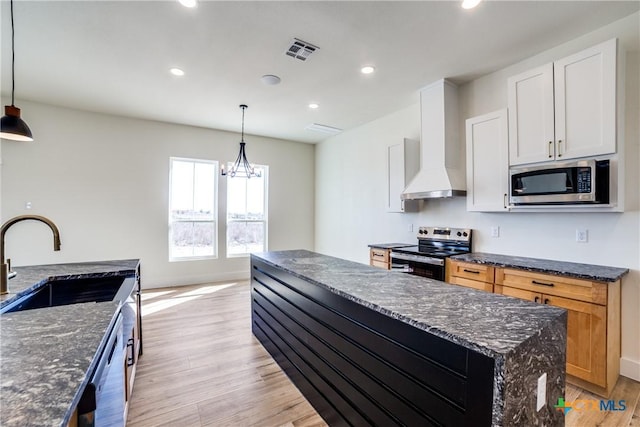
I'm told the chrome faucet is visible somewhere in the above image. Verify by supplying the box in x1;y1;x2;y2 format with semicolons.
1;215;61;295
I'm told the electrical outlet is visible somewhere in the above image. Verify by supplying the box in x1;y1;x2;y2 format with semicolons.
576;229;588;243
537;373;547;411
408;224;414;233
491;226;500;238
25;201;32;210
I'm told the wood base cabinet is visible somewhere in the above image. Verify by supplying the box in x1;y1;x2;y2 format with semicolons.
369;248;391;270
495;268;620;397
446;260;495;292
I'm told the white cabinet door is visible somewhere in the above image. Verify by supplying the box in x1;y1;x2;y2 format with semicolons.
508;39;617;166
554;38;617;160
508;63;555;165
386;138;419;212
466;109;509;212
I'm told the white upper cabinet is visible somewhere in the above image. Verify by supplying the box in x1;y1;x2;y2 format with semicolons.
466;109;509;212
508;63;555;165
508;39;617;166
386;138;419;212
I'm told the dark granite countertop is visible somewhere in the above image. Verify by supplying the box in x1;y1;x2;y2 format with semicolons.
0;259;139;427
1;259;139;307
450;252;629;282
367;243;415;249
1;302;121;427
252;250;566;359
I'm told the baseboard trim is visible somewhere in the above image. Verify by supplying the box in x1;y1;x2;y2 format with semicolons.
620;357;640;382
144;270;249;289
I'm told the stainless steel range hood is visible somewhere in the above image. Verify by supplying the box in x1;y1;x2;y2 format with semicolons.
401;79;466;200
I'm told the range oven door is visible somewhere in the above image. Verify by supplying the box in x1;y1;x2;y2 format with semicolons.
390;252;445;281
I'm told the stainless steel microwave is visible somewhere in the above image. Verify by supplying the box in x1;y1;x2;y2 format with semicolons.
510;159;610;205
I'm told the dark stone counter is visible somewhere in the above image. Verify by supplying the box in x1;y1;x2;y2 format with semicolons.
0;259;140;307
1;302;120;427
252;250;567;426
450;252;628;282
367;243;415;249
0;259;139;427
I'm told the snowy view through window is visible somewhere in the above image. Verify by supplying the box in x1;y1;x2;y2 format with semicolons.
227;165;268;256
169;158;217;260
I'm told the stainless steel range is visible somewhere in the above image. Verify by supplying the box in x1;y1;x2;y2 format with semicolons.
390;226;472;281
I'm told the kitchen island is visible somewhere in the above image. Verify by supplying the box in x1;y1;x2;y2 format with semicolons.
251;250;567;427
0;259;140;427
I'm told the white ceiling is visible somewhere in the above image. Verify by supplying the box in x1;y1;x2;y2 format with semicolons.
1;1;639;144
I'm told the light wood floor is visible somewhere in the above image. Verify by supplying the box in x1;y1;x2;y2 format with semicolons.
127;281;640;427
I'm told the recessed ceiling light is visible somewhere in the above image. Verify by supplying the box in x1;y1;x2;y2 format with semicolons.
170;68;185;76
178;0;197;8
461;0;481;9
361;66;375;75
260;74;281;85
309;103;319;109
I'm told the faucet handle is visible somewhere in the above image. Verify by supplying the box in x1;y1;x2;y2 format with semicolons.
7;258;11;272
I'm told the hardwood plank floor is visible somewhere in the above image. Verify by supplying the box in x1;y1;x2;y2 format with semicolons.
127;281;640;427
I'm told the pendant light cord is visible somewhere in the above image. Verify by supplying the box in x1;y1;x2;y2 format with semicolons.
240;105;246;142
10;0;15;106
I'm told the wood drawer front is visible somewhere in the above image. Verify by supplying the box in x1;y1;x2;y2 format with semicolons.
371;260;390;270
501;269;607;305
449;261;495;283
369;248;390;263
449;276;494;293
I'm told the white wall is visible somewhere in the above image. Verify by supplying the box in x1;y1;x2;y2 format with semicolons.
1;100;315;288
315;13;640;380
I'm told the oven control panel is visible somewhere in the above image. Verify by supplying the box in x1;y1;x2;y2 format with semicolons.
417;226;471;242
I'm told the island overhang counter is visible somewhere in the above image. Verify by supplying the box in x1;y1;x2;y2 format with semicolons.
251;250;567;427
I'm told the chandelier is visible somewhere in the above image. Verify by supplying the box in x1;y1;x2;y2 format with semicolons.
221;104;261;178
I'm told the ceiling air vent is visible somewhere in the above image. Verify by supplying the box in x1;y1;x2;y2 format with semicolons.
305;123;342;135
285;38;319;61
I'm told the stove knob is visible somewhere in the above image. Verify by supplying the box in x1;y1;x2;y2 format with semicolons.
457;231;462;237
423;229;428;235
463;232;468;237
418;229;424;234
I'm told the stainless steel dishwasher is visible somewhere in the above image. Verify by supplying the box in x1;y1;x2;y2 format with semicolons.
78;313;125;426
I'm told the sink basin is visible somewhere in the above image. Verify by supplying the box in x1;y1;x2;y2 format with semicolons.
1;276;134;314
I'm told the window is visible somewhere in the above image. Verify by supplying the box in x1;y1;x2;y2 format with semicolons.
169;158;217;261
226;165;268;256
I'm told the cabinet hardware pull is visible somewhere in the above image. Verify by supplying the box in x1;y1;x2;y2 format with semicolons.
544;298;550;304
503;193;507;209
532;280;554;287
557;140;562;157
548;141;553;158
373;253;384;258
463;269;480;274
127;338;135;367
534;296;540;303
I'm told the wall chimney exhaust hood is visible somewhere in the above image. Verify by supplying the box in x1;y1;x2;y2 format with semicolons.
401;79;466;200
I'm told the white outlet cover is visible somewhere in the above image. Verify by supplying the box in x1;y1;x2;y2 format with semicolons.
576;229;588;243
537;373;547;411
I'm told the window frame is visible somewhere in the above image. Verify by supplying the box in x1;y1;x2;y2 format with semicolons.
168;157;219;262
226;164;269;258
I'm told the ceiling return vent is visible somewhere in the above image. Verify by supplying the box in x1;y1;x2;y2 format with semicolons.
305;123;342;135
285;38;319;61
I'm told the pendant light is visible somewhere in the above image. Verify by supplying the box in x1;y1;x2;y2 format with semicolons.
221;104;261;178
0;0;33;142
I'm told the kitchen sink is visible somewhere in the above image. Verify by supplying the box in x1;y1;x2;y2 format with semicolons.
1;276;135;314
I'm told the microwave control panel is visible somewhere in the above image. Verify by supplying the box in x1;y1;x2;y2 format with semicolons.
576;167;591;193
